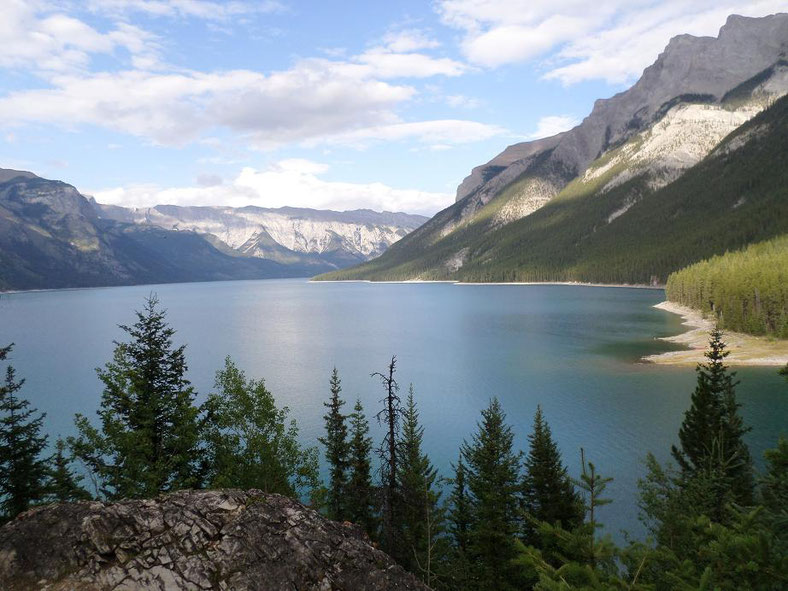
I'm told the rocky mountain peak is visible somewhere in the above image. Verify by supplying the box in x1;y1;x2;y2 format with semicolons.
0;489;430;591
457;13;788;205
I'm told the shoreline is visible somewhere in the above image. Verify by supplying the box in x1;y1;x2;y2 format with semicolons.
312;279;664;290
644;301;788;366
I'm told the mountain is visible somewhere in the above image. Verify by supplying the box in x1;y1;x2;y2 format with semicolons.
0;170;424;290
0;489;429;591
92;202;427;271
318;13;788;284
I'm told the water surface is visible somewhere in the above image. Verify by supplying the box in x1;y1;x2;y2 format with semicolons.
2;279;785;538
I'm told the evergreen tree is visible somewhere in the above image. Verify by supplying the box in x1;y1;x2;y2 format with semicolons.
574;449;613;568
201;357;319;497
760;436;788;535
671;328;754;510
0;344;50;520
318;367;349;520
70;295;201;499
447;455;472;588
398;385;444;582
373;355;403;556
522;406;583;541
461;397;524;590
345;399;376;537
49;438;91;502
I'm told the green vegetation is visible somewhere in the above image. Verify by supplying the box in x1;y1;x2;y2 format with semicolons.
0;344;49;520
1;295;786;589
671;328;754;511
522;406;584;542
318;367;349;520
345;399;376;536
70;295;202;499
319;93;788;285
666;235;788;337
200;357;318;496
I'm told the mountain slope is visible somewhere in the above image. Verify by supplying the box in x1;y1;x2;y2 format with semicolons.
319;89;788;283
318;13;788;283
0;172;305;290
93;202;427;272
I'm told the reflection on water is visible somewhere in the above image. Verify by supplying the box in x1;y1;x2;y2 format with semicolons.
1;279;785;539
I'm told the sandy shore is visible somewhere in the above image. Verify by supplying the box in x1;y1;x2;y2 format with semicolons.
644;301;788;366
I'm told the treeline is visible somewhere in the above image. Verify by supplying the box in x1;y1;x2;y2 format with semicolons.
1;297;787;590
666;235;788;337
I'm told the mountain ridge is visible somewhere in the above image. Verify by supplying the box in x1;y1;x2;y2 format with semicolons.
0;171;425;290
317;13;788;284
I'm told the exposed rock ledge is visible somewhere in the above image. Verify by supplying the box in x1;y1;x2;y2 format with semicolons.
0;489;430;591
644;301;788;366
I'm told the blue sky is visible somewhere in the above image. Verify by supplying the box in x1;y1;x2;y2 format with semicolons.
0;0;784;215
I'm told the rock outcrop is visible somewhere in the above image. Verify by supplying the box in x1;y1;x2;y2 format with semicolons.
0;489;430;591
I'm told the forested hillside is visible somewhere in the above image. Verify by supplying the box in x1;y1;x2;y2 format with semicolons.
666;235;788;337
318;93;788;284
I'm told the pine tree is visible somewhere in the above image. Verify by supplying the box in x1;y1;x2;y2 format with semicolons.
0;344;50;519
201;357;319;497
70;295;201;499
574;449;613;568
522;405;583;541
318;367;349;520
373;355;403;556
448;455;472;588
345;399;376;537
398;385;444;581
671;328;754;509
461;397;524;590
49;438;91;502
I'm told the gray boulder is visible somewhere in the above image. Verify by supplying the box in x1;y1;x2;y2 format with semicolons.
0;489;430;591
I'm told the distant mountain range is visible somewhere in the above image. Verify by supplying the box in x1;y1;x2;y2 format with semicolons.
0;171;426;290
318;13;788;284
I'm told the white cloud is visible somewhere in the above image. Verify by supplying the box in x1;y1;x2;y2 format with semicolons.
437;0;788;83
0;0;159;72
446;94;481;109
0;67;413;146
91;160;453;215
381;29;441;53
526;114;578;139
0;5;484;149
85;0;285;20
310;119;506;149
355;49;466;79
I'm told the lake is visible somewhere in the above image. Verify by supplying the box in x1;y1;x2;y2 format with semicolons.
1;279;785;539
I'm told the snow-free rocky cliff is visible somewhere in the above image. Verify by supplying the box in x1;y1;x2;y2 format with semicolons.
0;489;430;591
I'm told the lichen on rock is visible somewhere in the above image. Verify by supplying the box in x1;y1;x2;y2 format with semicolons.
0;489;430;591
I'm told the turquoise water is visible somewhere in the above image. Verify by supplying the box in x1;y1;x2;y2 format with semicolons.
1;279;785;538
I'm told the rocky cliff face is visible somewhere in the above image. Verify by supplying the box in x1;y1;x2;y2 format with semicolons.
0;169;426;290
456;13;788;216
92;203;427;267
320;14;788;280
0;489;430;591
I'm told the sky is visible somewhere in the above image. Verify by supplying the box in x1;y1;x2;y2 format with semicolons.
0;1;785;216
